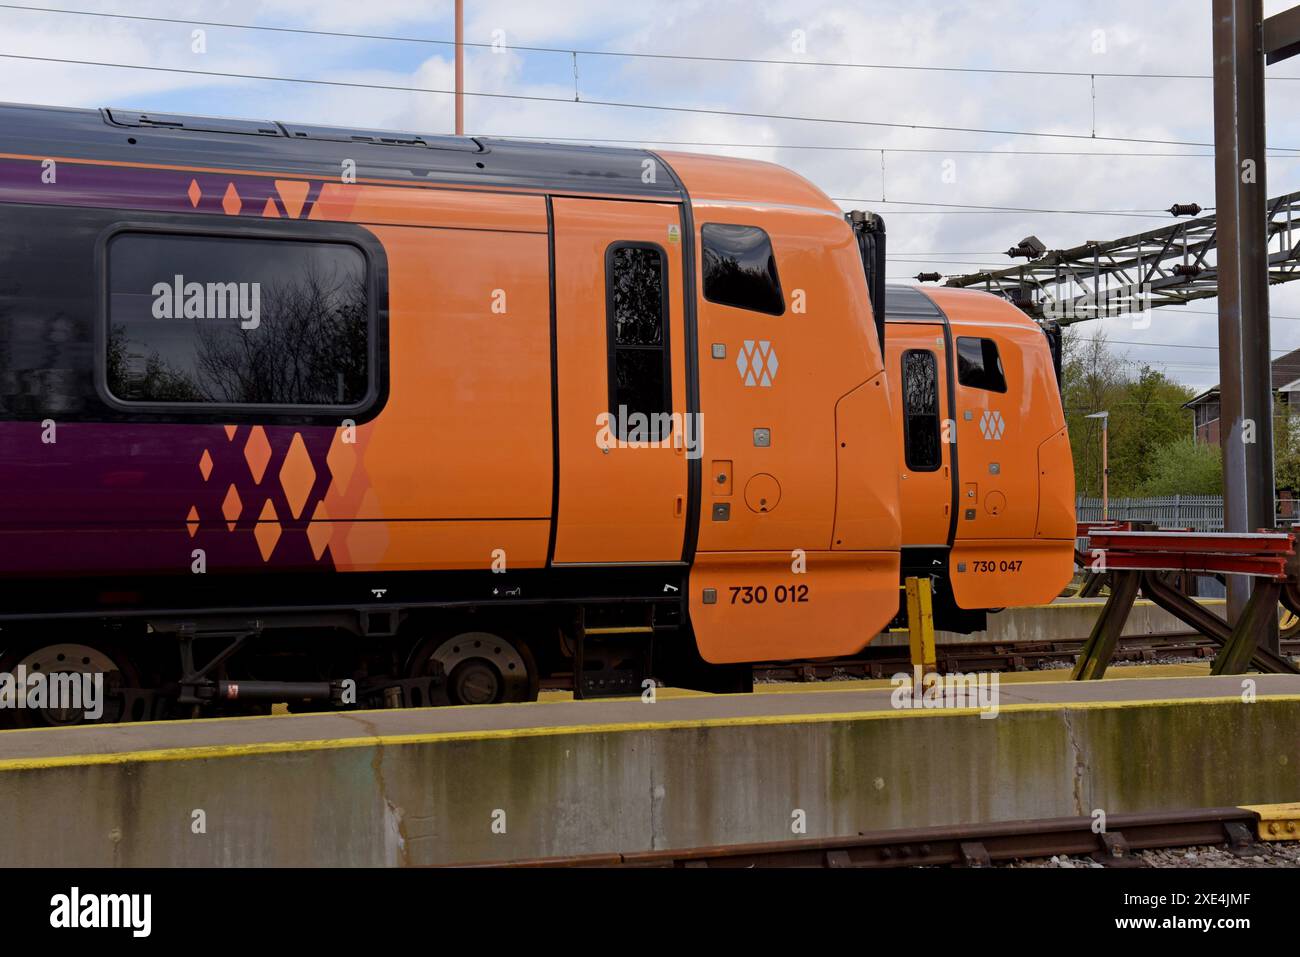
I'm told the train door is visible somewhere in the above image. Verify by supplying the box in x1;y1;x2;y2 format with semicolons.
951;331;1024;537
551;198;690;564
948;322;1073;606
887;324;955;547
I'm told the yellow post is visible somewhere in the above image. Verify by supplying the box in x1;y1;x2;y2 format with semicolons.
905;576;937;674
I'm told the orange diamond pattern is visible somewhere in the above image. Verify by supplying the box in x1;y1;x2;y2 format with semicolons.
326;433;357;497
188;425;343;565
187;179;202;207
345;488;388;568
280;432;316;520
222;484;242;531
222;183;242;216
244;426;272;484
254;499;281;560
276;179;310;219
306;501;331;560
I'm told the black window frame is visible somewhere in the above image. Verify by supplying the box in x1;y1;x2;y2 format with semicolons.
901;349;943;473
604;240;673;442
96;219;388;421
700;222;785;317
955;336;1008;394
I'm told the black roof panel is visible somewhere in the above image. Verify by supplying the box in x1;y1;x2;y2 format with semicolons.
884;284;945;321
0;101;683;199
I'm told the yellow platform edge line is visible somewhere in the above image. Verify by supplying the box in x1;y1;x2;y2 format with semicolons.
2;693;1299;774
756;669;1239;694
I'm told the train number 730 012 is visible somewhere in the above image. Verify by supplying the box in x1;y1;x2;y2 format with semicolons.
729;584;810;605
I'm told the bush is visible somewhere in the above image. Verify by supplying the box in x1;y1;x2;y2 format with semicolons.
1140;437;1222;495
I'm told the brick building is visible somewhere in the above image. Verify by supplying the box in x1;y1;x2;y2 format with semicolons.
1183;345;1300;446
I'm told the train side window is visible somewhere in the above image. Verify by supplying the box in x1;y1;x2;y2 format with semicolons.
956;337;1007;393
701;223;784;316
606;243;672;440
902;350;942;471
105;232;374;409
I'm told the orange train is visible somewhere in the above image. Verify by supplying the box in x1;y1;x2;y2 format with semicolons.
884;284;1075;633
0;102;1074;723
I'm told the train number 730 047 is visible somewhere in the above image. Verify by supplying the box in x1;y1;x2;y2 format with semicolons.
969;560;1023;573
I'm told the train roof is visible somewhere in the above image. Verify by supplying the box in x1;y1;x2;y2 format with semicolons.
0;100;686;200
885;283;1042;331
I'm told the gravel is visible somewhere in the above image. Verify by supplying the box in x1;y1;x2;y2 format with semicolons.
1004;841;1300;867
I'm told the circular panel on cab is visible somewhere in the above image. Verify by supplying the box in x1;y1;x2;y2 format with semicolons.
744;473;782;513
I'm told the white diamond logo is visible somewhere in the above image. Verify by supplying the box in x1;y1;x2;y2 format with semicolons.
979;410;1005;440
737;340;778;388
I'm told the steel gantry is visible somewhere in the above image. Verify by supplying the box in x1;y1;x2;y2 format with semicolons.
936;188;1300;325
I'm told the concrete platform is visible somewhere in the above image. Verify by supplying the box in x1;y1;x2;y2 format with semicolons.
0;674;1297;866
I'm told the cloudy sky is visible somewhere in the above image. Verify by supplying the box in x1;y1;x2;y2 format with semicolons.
3;0;1299;390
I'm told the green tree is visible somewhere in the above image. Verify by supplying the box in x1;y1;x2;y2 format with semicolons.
1060;329;1198;496
1060;327;1127;498
1141;437;1223;495
1108;365;1197;496
1273;408;1300;492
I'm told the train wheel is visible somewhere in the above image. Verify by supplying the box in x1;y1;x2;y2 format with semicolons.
1280;608;1300;639
0;640;139;728
407;631;538;706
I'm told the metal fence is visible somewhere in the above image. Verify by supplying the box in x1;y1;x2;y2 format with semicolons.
1075;495;1300;530
1075;496;1233;597
1075;496;1225;531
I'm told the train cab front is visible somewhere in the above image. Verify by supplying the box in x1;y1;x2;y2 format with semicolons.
654;156;904;667
885;285;1076;632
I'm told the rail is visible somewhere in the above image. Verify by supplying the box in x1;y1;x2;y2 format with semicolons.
468;807;1277;868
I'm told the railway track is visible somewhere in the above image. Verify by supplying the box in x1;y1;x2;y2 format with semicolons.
755;633;1300;682
474;807;1274;868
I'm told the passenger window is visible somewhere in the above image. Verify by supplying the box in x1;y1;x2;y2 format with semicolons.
606;243;671;439
701;223;784;315
106;233;372;408
902;350;942;471
956;337;1007;393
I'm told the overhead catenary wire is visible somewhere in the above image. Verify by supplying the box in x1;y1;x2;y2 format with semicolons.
1074;336;1300;355
497;134;1300;159
3;52;1300;153
10;8;1300;365
831;197;1183;217
886;258;1013;265
1178;308;1300;321
4;3;1300;84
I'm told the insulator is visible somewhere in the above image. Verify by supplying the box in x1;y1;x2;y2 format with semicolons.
1006;235;1047;259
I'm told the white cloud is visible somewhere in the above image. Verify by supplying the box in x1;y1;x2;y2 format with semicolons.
2;0;1298;388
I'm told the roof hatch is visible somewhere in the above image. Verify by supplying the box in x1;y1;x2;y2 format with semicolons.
104;109;281;137
278;122;482;152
